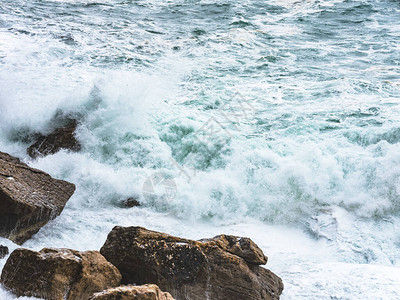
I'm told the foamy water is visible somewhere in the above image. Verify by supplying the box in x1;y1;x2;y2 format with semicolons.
1;0;400;299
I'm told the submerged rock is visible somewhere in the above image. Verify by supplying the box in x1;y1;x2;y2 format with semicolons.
0;248;122;300
100;226;284;300
122;197;141;208
0;245;9;259
0;151;75;244
89;284;175;300
27;119;81;158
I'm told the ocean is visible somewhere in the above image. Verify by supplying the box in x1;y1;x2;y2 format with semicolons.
1;0;400;298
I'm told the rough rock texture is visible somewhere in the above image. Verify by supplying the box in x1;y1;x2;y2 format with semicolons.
0;151;75;244
100;226;284;300
89;284;175;300
199;234;268;265
0;248;122;300
27;120;81;158
0;245;9;259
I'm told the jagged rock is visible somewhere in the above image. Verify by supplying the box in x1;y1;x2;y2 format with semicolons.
199;234;268;265
89;284;175;300
0;248;122;300
0;245;9;259
0;151;75;244
27;119;81;158
100;226;284;300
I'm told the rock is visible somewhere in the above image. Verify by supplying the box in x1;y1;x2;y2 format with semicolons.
0;245;9;259
199;234;268;265
0;248;122;300
100;226;284;300
122;197;141;208
27;119;81;158
0;151;75;244
89;284;175;300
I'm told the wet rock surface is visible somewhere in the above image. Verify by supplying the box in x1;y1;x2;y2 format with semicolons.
27;119;81;158
122;197;141;208
100;226;284;300
0;247;122;300
0;245;9;259
0;151;75;244
89;284;175;300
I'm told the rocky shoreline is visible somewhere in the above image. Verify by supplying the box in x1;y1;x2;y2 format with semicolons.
0;126;283;299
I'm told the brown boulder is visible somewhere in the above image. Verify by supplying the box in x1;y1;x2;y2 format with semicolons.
0;245;9;259
0;151;75;244
89;284;175;300
0;248;122;300
100;226;284;300
199;234;268;265
27;119;81;158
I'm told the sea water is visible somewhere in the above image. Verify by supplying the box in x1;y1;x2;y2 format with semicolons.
1;0;400;299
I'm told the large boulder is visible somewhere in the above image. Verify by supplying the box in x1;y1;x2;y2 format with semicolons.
100;226;284;300
89;284;175;300
0;151;75;244
27;119;81;158
0;248;122;300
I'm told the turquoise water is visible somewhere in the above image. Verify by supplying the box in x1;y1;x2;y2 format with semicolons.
1;0;400;298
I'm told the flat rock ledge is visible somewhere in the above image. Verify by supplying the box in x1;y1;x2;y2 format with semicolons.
0;151;75;244
89;284;175;300
0;248;122;300
100;226;284;300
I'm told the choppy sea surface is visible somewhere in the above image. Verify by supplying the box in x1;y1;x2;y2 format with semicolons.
1;0;400;299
